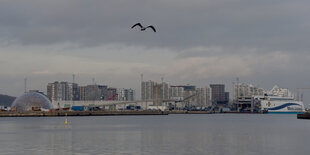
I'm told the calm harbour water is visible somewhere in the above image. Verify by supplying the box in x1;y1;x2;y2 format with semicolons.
0;114;309;155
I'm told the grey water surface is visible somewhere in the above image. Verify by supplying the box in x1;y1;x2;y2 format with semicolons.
0;114;309;155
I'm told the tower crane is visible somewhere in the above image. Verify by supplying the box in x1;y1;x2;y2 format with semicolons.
107;94;118;101
296;88;310;101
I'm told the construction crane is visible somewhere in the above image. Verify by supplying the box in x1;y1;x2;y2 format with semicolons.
173;94;196;110
296;88;310;101
175;94;196;103
107;94;118;101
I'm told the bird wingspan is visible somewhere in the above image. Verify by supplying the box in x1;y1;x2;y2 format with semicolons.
146;25;156;32
131;23;143;29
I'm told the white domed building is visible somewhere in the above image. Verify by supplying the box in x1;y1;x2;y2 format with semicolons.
11;92;53;111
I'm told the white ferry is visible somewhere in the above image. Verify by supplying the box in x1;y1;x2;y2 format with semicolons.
260;96;305;114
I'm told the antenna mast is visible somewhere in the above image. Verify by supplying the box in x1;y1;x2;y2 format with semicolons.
72;74;75;83
92;78;95;85
24;78;27;93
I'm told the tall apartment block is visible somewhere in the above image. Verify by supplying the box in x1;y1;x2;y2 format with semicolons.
234;83;264;100
210;84;229;105
195;87;212;107
47;81;79;101
79;85;108;101
141;80;169;105
152;83;164;106
169;86;184;100
141;80;155;100
118;88;135;101
183;85;196;103
68;83;79;101
169;85;196;103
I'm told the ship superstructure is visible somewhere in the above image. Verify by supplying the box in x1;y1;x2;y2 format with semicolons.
260;96;305;113
260;85;305;113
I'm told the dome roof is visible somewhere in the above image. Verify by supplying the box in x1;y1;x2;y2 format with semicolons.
11;92;53;111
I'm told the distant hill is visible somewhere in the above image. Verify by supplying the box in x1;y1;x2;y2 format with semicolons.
0;94;16;107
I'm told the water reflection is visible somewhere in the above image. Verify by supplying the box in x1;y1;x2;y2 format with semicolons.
0;115;309;155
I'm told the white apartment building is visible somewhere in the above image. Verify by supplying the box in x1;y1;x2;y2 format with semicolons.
118;88;135;101
169;86;184;100
195;87;212;107
47;81;79;101
141;80;155;100
234;83;264;100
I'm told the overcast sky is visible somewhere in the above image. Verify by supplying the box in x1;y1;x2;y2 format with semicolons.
1;0;310;103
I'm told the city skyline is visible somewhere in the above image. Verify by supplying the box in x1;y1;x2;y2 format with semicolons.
39;79;296;101
1;1;310;154
0;74;306;99
0;0;310;104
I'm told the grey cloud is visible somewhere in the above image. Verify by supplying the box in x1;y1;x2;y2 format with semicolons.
0;0;309;53
1;0;310;101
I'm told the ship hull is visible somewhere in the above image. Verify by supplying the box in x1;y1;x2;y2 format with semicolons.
261;99;305;113
267;111;305;114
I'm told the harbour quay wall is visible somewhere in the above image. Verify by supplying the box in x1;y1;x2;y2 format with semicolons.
297;113;310;119
169;110;212;114
0;110;168;117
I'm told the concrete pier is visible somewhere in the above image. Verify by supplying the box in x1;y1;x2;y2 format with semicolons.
297;113;310;119
0;110;269;117
169;110;212;114
0;110;168;117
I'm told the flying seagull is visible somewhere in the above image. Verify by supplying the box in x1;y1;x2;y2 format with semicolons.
131;23;156;32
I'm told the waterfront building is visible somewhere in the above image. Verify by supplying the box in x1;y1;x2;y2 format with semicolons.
152;82;169;105
182;85;196;103
141;80;155;101
141;80;169;105
118;88;135;101
79;86;86;101
79;85;107;101
128;89;135;101
47;81;74;101
195;87;212;108
234;83;264;100
210;84;229;105
152;84;162;106
234;83;265;112
68;83;79;101
162;82;169;100
169;85;196;103
183;89;196;103
182;85;196;91
12;92;53;111
169;86;184;100
98;85;108;100
107;88;118;100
